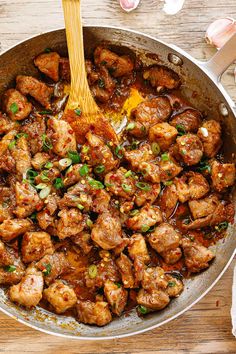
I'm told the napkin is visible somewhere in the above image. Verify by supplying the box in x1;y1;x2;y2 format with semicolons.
231;263;236;337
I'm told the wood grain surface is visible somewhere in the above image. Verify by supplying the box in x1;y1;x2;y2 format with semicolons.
0;0;236;353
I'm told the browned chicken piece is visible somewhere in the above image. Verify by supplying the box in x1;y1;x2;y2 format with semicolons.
36;210;54;231
12;136;31;176
31;152;50;170
174;176;190;203
77;300;112;326
35;166;60;185
197;120;222;158
169;109;202;133
34;52;60;82
0;112;17;134
0;130;17;173
9;266;44;308
182;238;215;273
14;181;43;218
21;231;54;263
126;204;162;232
188;194;220;220
135;183;161;207
47;117;76;157
16;75;53;108
176;134;203;166
71;231;93;255
139;162;161;184
91;211;123;250
59;57;70;81
128;233;150;264
159;183;178;218
0;240;15;266
0;186;14;222
0;218;32;242
105;167;136;200
81;132;118;173
2;88;32;121
161;247;183;265
211;160;236;192
165;275;184;297
91;189;111;213
104;280;128;316
149;123;178;151
137;288;170;310
159;153;182;181
113;237;129;255
57;208;85;240
116;252;135;288
43;280;77;314
45;194;59;215
59;182;92;211
63;164;84;187
142;267;168;291
0;260;25;285
36;252;69;285
148;223;182;264
22;115;46;155
94;46;134;77
175;172;209;203
143;65;180;91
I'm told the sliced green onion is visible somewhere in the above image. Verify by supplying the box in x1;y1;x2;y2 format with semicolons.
124;170;132;178
126;122;136;131
39;110;53;115
94;165;105;174
4;265;16;273
181;149;187;155
122;183;132;193
59;158;72;169
74;108;82;116
176;124;186;136
26;169;38;184
41;171;50;182
44;48;52;53
168;281;176;287
136;182;151;191
77;203;84;210
86;219;93;228
140;126;146;133
10;102;19;114
39;186;51;199
8;140;16;150
29;212;37;222
68;151;81;164
35;183;48;190
98;78;105;88
115;145;124;159
44;162;53;169
163;180;173;186
42;263;51;276
197;158;211;173
151;142;160;156
141;224;150;233
130;209;139;216
79;164;89;176
138;305;149;315
115;282;121;288
161;153;169;161
215;221;229;232
42;134;52;151
82;145;89;154
88;179;104;189
105;182;113;188
16;132;28;139
88;264;97;279
53;178;64;189
131;140;140;150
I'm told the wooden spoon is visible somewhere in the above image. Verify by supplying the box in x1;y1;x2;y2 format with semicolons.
62;0;118;144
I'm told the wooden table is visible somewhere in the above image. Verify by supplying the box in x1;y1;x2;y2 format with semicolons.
0;0;236;353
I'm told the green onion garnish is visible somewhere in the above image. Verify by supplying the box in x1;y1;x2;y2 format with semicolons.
8;140;16;150
88;179;104;189
42;134;52;151
10;102;19;114
53;178;64;189
124;170;132;178
88;264;97;279
4;265;16;273
161;153;169;161
176;124;186;136
130;209;139;216
16;132;28;139
44;162;53;169
74;108;82;116
136;182;151;191
138;305;149;315
39;186;51;199
168;281;176;287
151;142;160;156
121;183;132;193
68;151;81;164
215;221;229;232
114;145;124;159
98;78;105;88
39;110;53;115
163;180;173;186
126;122;136;131
41;171;50;182
94;165;105;174
141;224;150;233
77;203;84;210
42;263;51;276
79;164;89;176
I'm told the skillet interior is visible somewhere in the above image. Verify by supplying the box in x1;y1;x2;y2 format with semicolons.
0;27;235;339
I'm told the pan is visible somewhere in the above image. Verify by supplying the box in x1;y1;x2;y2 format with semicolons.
0;26;235;340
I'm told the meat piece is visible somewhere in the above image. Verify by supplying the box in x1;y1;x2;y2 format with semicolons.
92;189;111;213
9;266;44;308
169;109;202;133
0;130;17;173
34;52;60;82
57;208;85;239
0;112;17;134
104;280;128;316
59;182;92;211
21;231;54;263
36;210;54;231
128;233;150;263
45;194;59;215
161;247;182;265
159;183;178;218
126;204;162;232
188;194;219;220
47;117;76;157
176;134;203;166
105;167;136;200
174;176;190;203
91;211;123;250
113;237;129;255
149;123;178;151
36;252;69;285
142;266;168;291
165;275;184;297
0;240;15;266
197;120;222;158
0;261;25;285
160;154;182;181
88;64;115;103
182;238;215;273
14;181;43;218
59;57;70;81
211;160;236;192
43;280;77;314
71;231;93;255
22;115;46;155
2;89;32;121
77;300;112;326
63;164;84;187
137;288;170;310
0;218;32;242
116;253;135;288
16;75;53;108
81;132;118;173
135;183;160;207
12;136;31;176
94;46;134;77
0;186;14;222
143;65;180;91
175;172;209;203
139;162;161;184
31;152;50;170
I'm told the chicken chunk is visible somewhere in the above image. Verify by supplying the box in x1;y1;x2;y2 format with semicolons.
21;231;54;263
9;266;44;308
128;233;150;263
34;52;60;82
165;275;184;297
0;112;17;134
105;167;136;200
77;300;112;326
182;238;215;273
12;136;31;176
91;211;123;250
169;109;202;133
211;160;235;192
159;183;178;218
2;89;32;121
126;204;162;232
135;183;160;207
14;181;43;218
0;186;14;222
197;120;222;158
22;115;46;155
59;182;92;211
104;280;128;316
161;247;182;265
16;75;53;108
63;164;84;187
149;123;178;151
44;280;77;314
176;134;203;166
71;231;93;255
31;152;50;170
116;253;135;288
137;288;170;310
141;267;168;291
36;210;54;231
94;46;134;77
188;194;219;220
159;154;182;181
36;252;70;285
0;240;15;266
59;57;70;81
0;261;25;285
175;172;209;203
57;208;85;240
143;65;180;91
47;117;76;157
0;218;32;242
92;189;111;214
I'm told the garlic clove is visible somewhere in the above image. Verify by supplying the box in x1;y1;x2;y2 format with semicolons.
119;0;141;12
206;18;236;49
162;0;185;15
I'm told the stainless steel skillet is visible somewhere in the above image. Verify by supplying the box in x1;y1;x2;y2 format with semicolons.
0;26;235;340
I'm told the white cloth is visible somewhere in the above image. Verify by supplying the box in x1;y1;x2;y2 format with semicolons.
231;263;236;337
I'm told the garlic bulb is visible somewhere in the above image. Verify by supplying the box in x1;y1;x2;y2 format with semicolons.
162;0;185;15
206;18;236;49
119;0;140;12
